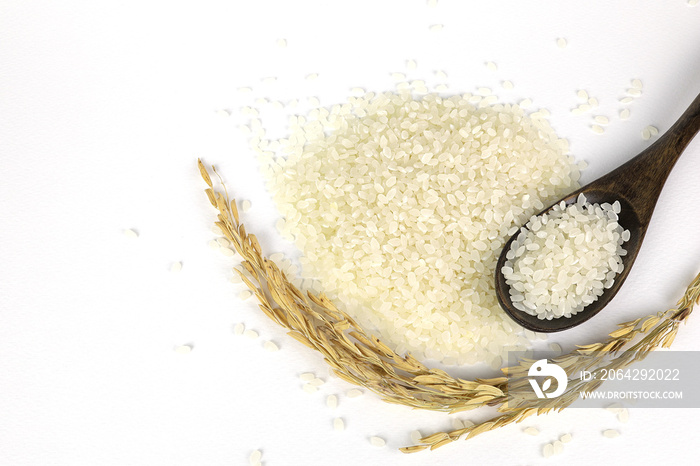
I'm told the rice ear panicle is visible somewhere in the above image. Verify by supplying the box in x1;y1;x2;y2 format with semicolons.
197;159;699;453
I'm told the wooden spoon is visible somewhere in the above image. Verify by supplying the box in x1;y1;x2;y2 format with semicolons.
495;92;700;332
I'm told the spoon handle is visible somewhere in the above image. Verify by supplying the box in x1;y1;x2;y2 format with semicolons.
663;91;700;157
596;92;700;226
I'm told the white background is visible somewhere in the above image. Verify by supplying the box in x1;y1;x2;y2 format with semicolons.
1;1;700;465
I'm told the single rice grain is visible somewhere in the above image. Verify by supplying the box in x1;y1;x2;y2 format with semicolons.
302;383;318;394
175;344;192;354
553;440;564;454
326;395;338;408
410;430;423;443
249;450;262;465
543;443;554;458
618;409;630;423
263;340;279;352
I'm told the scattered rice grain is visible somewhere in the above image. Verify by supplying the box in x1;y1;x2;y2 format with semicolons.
220;247;235;257
523;427;539;436
244;329;259;339
618;408;630;423
553;440;564;454
347;389;363;398
263;340;279;352
174;344;192;354
543;443;554;458
370;436;386;447
334;417;345;431
170;261;183;273
327;394;338;408
603;429;620;438
123;228;138;238
269;252;285;263
302;383;318;394
233;323;245;335
605;403;624;413
249;450;262;465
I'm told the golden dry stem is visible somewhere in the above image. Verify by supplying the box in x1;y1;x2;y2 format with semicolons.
198;159;698;453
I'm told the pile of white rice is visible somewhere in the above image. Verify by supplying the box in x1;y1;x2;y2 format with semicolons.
257;87;584;366
502;193;629;320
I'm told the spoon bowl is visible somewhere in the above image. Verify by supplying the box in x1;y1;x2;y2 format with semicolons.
496;92;700;332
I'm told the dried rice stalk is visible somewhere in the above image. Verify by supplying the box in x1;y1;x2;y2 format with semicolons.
198;159;698;452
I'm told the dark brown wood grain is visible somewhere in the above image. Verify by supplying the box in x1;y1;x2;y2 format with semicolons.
495;92;700;333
